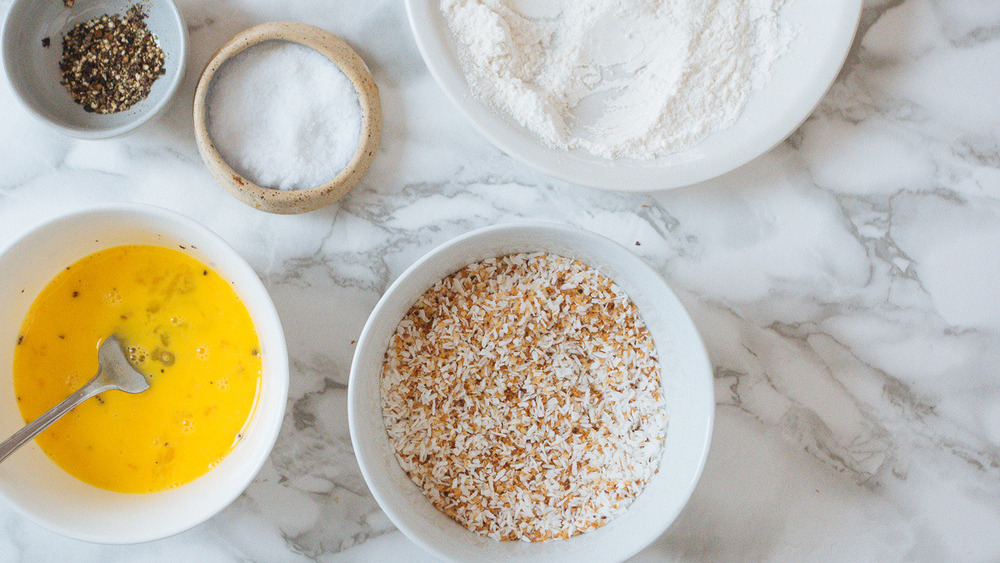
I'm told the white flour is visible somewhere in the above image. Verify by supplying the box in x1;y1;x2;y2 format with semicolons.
441;0;793;160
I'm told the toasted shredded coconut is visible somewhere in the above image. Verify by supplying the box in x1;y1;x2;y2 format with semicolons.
380;253;667;541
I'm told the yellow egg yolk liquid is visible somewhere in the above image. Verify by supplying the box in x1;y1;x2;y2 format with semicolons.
13;245;262;494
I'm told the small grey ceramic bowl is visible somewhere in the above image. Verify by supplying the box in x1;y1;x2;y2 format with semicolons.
1;0;187;139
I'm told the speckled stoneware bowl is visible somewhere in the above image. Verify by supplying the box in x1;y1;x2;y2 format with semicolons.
1;0;187;138
193;22;382;215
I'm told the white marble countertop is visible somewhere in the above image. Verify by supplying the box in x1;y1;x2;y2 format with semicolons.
2;0;999;561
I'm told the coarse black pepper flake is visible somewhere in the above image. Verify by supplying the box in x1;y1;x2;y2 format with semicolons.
59;5;166;114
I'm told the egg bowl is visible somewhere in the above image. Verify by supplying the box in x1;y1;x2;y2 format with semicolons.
1;0;187;139
0;203;288;543
348;223;714;563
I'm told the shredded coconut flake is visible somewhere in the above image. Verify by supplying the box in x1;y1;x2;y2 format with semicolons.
380;253;667;542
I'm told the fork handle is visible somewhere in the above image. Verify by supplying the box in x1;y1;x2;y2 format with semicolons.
0;375;111;464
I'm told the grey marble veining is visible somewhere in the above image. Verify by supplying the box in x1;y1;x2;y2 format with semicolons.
1;0;999;561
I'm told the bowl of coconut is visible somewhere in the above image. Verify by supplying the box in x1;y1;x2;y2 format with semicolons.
349;223;714;563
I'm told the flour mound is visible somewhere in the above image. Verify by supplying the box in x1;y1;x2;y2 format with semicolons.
441;0;793;160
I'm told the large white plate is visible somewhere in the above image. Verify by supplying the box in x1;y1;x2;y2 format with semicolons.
405;0;863;191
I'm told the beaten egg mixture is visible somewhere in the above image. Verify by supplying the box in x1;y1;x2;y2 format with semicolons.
13;245;261;493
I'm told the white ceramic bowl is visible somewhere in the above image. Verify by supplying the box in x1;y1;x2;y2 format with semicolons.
0;204;288;543
1;0;187;138
405;0;862;191
349;223;714;563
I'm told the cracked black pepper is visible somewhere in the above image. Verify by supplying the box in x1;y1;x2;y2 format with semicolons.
59;5;166;114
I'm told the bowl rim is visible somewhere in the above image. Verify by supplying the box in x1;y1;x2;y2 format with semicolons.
403;0;863;191
0;0;189;139
0;202;289;543
192;21;383;214
348;222;715;562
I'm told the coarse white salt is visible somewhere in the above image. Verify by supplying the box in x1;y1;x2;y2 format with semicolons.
206;40;362;191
